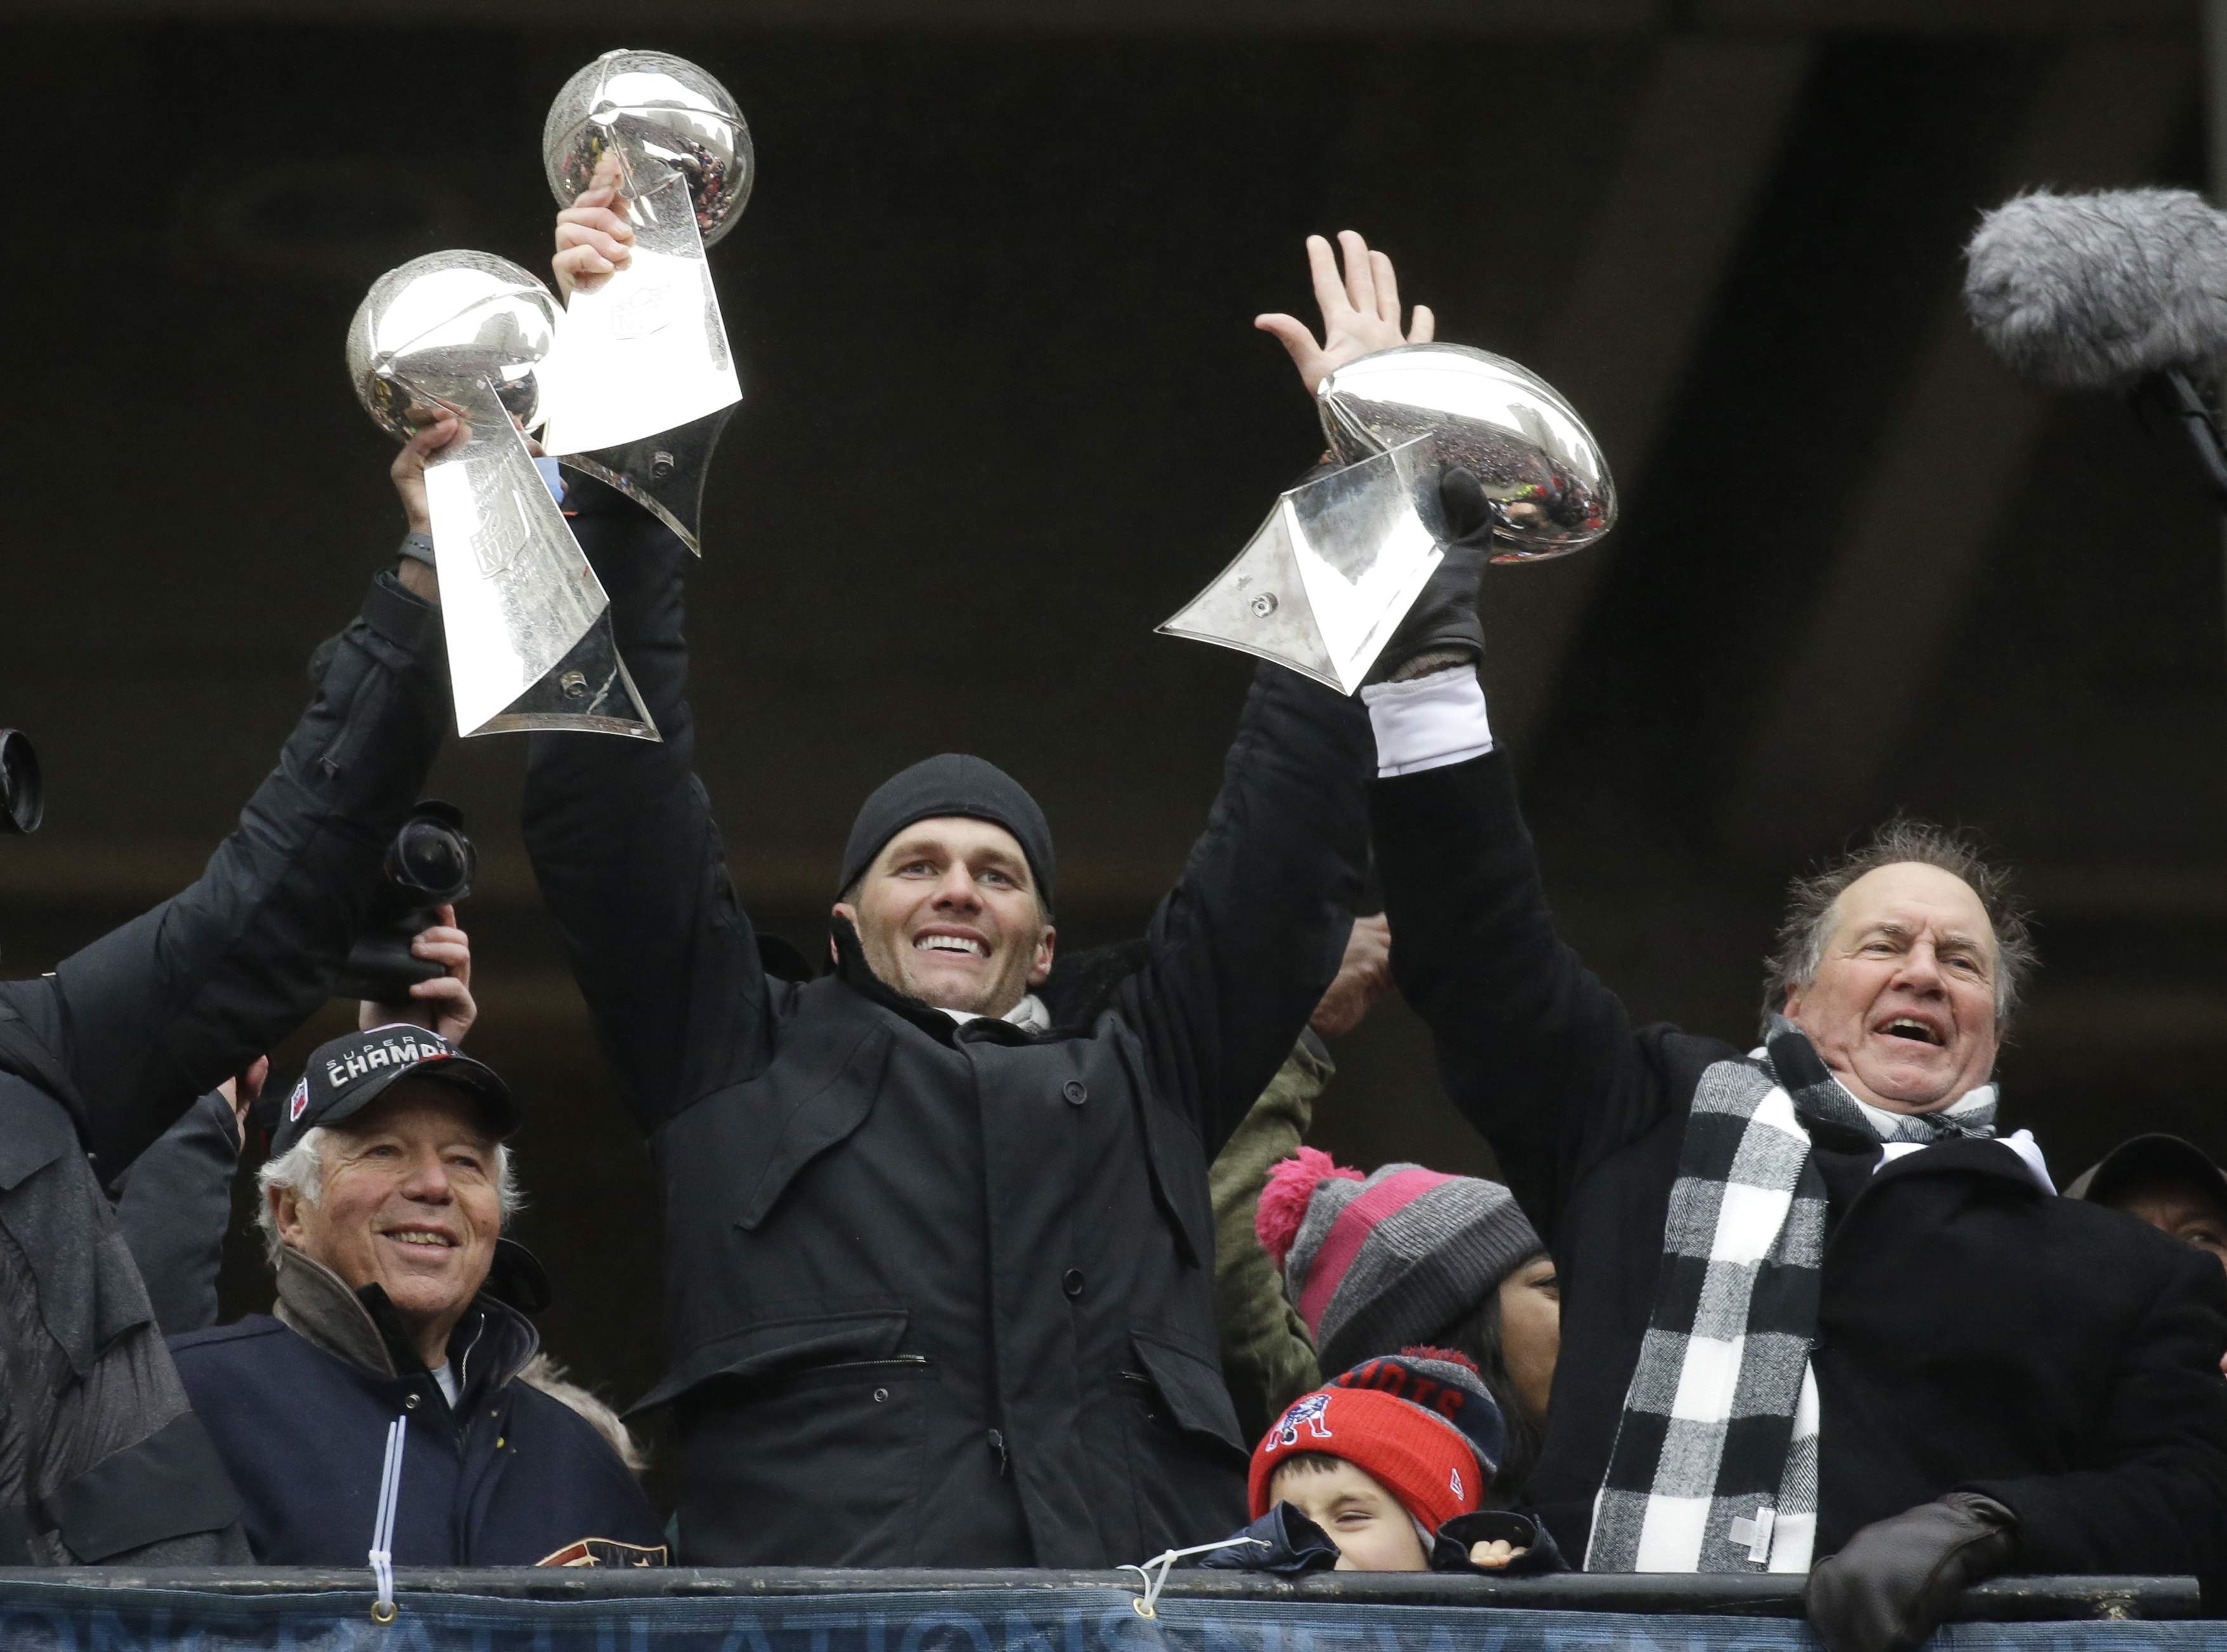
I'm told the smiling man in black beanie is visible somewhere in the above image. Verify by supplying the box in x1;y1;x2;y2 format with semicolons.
518;221;1466;1565
831;754;1060;1027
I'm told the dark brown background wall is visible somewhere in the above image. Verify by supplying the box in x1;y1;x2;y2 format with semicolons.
4;1;2223;1471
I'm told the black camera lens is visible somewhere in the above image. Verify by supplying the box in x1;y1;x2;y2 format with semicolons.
0;730;43;836
385;807;475;902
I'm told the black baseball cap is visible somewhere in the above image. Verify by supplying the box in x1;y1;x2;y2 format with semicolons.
2065;1134;2227;1208
275;1024;518;1158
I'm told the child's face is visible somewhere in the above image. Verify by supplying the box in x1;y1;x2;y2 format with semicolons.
1266;1459;1428;1572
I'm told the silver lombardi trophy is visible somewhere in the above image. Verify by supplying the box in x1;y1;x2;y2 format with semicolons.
346;251;659;741
1159;343;1617;693
539;49;753;554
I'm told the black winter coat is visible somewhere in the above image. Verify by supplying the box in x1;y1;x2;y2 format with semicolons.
112;1091;239;1337
1373;750;2227;1580
171;1250;663;1566
0;572;448;1564
520;485;1374;1567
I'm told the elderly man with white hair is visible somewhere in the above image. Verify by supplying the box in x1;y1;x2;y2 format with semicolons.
166;1025;663;1567
1370;682;2227;1651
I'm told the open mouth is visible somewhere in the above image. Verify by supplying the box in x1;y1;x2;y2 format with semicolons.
1877;1016;1943;1047
383;1228;457;1250
914;934;989;960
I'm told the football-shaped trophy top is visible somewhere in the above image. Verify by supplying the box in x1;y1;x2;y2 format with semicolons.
1317;343;1617;563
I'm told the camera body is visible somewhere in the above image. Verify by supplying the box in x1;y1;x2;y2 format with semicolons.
333;802;476;1005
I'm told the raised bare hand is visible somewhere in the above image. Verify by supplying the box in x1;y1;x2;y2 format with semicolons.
1256;231;1435;397
215;1056;270;1150
553;152;634;299
390;409;466;537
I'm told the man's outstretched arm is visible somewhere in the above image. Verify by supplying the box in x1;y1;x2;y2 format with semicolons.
1125;233;1438;1153
110;1084;246;1339
7;436;453;1177
112;911;476;1337
522;482;773;1131
1122;662;1373;1158
522;180;773;1132
1369;683;1672;1238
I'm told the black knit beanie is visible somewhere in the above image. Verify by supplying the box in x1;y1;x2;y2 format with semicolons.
838;754;1056;914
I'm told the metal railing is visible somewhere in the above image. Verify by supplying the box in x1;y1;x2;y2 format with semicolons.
6;1568;2201;1621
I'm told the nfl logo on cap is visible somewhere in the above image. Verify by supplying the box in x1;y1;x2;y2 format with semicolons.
287;1077;310;1123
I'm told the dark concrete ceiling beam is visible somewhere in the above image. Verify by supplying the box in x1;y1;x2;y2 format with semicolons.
2021;861;2227;920
1485;34;1814;747
1699;0;2190;29
6;1;2188;29
2014;981;2227;1052
1727;37;2193;855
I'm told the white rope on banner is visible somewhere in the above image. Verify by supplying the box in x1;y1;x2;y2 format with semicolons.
367;1415;408;1624
1117;1537;1271;1618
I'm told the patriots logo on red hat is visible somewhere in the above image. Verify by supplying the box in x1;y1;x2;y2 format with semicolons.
1271;1392;1334;1447
287;1077;310;1123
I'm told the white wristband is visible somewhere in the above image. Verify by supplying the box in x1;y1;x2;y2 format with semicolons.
1360;667;1495;777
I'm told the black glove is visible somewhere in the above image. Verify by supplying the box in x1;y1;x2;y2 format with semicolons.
1361;466;1494;688
1433;1509;1570;1576
1806;1493;2020;1652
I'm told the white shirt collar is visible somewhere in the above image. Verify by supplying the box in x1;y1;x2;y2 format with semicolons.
939;993;1049;1033
1830;1078;2054;1193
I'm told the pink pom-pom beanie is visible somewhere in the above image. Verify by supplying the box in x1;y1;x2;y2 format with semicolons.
1258;1151;1543;1377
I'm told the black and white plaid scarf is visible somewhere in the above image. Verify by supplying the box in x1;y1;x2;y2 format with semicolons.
1584;1016;1997;1575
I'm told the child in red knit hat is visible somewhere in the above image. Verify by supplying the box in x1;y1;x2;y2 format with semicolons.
1200;1350;1563;1575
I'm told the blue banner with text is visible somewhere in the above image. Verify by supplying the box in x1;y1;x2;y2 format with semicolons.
0;1583;2219;1652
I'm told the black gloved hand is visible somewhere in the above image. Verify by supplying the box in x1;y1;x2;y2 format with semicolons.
1361;466;1495;689
1433;1509;1570;1576
1806;1493;2020;1652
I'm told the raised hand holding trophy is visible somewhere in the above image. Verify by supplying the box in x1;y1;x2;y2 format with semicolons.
539;49;753;554
346;251;658;740
1160;343;1617;693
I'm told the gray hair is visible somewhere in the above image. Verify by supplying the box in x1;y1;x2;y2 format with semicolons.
516;1351;647;1475
255;1126;523;1271
1760;816;2037;1039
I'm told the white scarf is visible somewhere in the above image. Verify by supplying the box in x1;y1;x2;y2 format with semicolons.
1588;1020;2043;1577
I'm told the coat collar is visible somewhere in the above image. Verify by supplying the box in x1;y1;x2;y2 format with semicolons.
825;915;1049;1046
273;1247;395;1374
1760;1020;2048;1193
828;916;964;1043
272;1245;540;1392
1865;1133;2051;1198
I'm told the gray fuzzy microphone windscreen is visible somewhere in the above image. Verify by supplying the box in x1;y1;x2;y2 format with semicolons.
1964;187;2227;391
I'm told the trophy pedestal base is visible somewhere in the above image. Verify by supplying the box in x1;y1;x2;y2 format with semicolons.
469;612;660;741
1157;442;1443;696
558;403;735;556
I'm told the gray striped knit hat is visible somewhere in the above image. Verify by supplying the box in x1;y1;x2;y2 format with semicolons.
1256;1148;1544;1376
